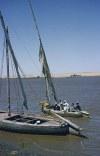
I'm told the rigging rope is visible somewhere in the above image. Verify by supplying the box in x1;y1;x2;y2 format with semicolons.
8;26;40;76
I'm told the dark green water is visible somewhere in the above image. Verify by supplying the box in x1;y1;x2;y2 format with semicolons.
0;77;100;156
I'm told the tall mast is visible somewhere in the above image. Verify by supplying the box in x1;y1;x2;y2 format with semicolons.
28;0;58;104
6;27;11;116
0;11;28;111
28;0;41;42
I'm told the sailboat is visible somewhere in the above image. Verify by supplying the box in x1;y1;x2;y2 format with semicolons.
0;10;70;135
28;1;90;118
0;1;84;135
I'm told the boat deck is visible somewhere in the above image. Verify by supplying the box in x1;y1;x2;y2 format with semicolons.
0;112;16;121
0;112;62;126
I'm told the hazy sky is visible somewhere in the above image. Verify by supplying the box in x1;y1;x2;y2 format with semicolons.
0;0;100;76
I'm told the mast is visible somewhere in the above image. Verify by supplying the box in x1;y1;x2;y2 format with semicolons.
0;10;28;111
28;0;58;104
6;27;11;116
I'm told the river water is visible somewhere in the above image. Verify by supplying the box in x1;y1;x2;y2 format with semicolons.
0;77;100;156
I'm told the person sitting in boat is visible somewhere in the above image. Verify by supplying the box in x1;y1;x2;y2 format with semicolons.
74;103;81;111
63;100;70;112
70;103;75;112
54;103;60;111
58;99;63;110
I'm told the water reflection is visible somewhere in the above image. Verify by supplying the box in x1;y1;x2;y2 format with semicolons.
0;131;84;156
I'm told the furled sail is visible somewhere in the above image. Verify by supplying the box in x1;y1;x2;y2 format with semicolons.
28;0;58;104
39;40;58;104
0;11;28;110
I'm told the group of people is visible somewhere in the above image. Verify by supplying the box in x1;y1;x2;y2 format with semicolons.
54;100;82;112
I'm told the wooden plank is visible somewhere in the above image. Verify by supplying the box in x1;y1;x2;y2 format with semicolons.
50;110;82;132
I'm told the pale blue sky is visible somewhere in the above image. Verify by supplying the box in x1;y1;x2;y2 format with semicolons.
0;0;100;76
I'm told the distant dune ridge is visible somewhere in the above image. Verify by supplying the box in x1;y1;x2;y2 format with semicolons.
1;72;100;78
52;72;100;77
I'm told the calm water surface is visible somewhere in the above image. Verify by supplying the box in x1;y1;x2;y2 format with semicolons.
0;77;100;156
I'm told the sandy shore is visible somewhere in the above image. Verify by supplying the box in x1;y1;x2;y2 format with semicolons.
52;72;100;77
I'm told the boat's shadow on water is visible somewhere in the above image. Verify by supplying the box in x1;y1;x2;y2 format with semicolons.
0;130;88;156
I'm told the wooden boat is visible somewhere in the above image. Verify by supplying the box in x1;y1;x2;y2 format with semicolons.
0;11;70;136
0;10;83;136
0;3;82;136
27;2;90;119
41;101;90;118
0;112;69;135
